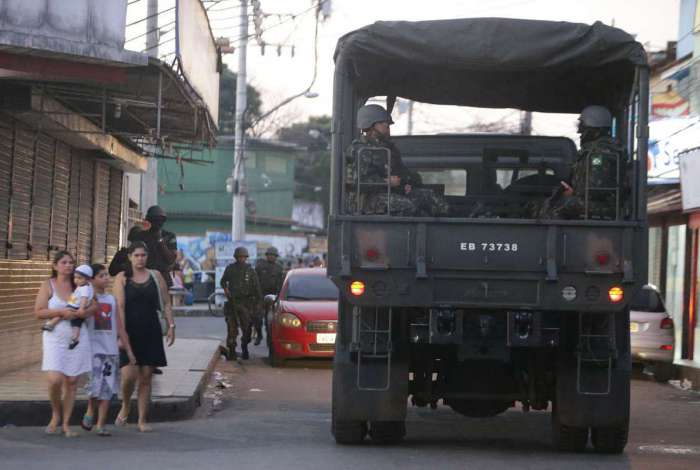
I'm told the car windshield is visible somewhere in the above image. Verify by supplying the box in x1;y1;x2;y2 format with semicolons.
285;274;339;301
630;289;665;313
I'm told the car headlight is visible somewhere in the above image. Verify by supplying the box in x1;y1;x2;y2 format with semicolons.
278;312;302;328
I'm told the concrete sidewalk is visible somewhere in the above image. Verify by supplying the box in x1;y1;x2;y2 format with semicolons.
0;338;222;426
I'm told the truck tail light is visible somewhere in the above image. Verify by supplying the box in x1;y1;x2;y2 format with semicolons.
660;344;673;351
350;281;365;296
660;318;674;330
608;286;624;303
596;252;610;266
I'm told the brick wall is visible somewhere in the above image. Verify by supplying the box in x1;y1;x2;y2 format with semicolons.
0;260;51;374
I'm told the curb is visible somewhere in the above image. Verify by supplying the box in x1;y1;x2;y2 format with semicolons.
0;343;221;427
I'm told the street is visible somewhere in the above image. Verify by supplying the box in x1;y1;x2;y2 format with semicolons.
1;317;699;470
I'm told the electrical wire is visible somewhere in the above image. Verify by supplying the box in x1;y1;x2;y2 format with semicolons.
125;20;176;43
228;0;326;46
126;6;176;28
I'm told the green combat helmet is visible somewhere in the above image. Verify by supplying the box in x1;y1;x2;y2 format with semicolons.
265;247;279;257
234;246;249;258
357;104;394;130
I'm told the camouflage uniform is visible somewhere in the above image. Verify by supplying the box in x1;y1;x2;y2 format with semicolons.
220;261;262;354
538;136;622;220
345;135;449;216
254;258;285;340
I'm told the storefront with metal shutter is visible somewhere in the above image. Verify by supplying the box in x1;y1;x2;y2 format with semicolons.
0;116;126;374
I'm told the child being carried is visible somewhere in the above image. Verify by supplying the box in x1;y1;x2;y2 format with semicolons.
42;264;94;350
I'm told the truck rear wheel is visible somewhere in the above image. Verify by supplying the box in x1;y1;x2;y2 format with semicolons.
369;421;405;444
332;412;367;445
552;407;588;452
591;425;628;454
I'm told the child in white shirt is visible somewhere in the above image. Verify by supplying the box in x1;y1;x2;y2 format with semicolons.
42;264;94;349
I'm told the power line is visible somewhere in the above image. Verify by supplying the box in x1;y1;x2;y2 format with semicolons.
229;0;326;46
126;6;176;28
125;20;176;43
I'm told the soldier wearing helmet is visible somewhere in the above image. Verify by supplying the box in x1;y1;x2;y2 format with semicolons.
538;105;622;220
220;246;261;360
253;246;285;345
346;104;448;217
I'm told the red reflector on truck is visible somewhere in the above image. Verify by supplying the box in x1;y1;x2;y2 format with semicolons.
660;345;673;351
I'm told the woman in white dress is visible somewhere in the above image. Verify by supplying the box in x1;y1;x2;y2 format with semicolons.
34;251;95;437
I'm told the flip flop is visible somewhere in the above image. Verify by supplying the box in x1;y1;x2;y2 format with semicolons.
80;414;93;431
63;429;79;438
96;428;111;437
44;425;60;435
115;414;127;427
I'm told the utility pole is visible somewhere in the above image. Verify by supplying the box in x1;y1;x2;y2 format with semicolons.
232;0;248;241
141;0;159;213
407;100;414;135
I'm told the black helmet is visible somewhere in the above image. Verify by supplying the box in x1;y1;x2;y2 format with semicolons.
145;205;167;221
579;105;612;129
265;246;279;256
357;104;394;130
234;246;249;258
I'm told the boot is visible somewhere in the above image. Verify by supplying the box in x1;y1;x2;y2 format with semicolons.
241;345;250;360
254;333;262;346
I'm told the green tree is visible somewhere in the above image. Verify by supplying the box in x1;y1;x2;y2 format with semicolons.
276;116;331;227
218;63;263;133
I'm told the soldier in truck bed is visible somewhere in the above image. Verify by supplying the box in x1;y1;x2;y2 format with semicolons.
537;105;622;220
346;104;449;217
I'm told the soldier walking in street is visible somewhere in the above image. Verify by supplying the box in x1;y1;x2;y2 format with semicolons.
220;247;262;360
254;246;285;346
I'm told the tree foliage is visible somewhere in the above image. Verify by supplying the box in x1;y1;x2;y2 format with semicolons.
276;115;332;226
218;63;263;134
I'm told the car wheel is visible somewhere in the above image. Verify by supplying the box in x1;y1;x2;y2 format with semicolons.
653;363;674;383
551;406;588;452
591;425;628;454
368;421;405;445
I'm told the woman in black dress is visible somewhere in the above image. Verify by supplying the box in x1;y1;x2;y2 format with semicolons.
113;241;175;432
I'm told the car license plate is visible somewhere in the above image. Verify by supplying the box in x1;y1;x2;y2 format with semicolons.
630;322;639;333
316;333;336;344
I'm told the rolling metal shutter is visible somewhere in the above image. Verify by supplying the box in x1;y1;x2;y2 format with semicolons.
49;141;71;256
8;126;34;259
106;167;123;260
92;162;110;263
66;151;81;258
0;119;12;259
76;155;94;264
29;134;54;260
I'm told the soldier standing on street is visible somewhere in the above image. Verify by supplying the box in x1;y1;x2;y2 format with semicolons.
130;206;178;286
346;104;448;217
220;247;262;360
254;246;285;346
538;105;623;220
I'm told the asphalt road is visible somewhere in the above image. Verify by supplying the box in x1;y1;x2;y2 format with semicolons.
2;317;700;470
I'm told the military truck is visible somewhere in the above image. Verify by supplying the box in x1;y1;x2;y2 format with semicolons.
327;18;649;453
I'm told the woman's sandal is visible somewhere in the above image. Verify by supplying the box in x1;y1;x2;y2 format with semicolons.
63;429;79;438
44;425;60;435
138;424;153;433
96;428;111;437
114;414;127;427
80;414;93;431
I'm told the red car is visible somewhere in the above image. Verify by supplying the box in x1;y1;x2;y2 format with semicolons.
266;268;338;366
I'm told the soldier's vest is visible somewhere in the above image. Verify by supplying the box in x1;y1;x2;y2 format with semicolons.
573;137;623;220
